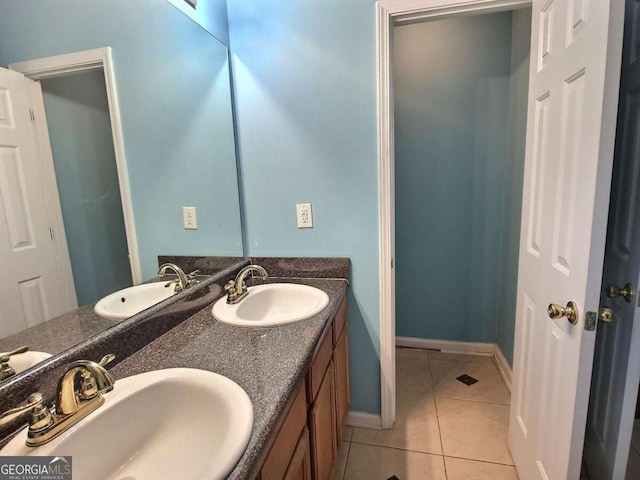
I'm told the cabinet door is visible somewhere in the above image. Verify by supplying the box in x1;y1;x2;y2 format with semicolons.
334;325;350;444
284;427;312;480
261;382;307;480
309;360;337;480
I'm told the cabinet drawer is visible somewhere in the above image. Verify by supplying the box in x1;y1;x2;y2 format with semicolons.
307;324;333;402
261;381;308;480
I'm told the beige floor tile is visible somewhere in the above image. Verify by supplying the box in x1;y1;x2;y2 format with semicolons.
344;443;446;480
631;419;640;455
430;359;510;405
428;350;495;364
397;346;431;359
437;397;513;465
351;390;442;454
397;355;433;395
445;457;519;480
343;425;354;442
332;441;351;480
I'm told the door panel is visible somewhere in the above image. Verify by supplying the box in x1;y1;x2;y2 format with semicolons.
0;67;67;338
509;0;625;479
584;1;640;477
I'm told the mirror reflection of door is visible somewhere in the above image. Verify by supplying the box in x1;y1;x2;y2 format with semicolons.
40;70;133;307
0;67;68;338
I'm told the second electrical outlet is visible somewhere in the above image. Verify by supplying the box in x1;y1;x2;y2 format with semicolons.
296;203;313;228
183;207;197;229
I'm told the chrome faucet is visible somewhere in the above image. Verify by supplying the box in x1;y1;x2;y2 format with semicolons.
0;354;115;447
224;265;268;304
0;346;29;381
158;263;199;293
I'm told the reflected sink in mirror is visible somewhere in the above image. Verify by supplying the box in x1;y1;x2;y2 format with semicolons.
212;283;330;327
1;368;253;480
9;351;52;375
94;282;178;320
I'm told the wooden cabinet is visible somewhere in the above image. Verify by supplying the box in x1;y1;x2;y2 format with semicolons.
309;360;337;480
334;323;350;443
284;428;312;480
261;382;308;480
259;297;349;480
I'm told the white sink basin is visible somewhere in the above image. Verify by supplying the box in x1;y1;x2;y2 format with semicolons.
212;283;330;327
1;368;253;480
94;282;177;320
9;351;52;374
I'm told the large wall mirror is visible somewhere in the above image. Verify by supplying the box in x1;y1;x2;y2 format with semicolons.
0;0;243;374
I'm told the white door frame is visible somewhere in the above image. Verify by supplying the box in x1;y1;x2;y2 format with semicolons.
8;47;142;287
376;0;532;429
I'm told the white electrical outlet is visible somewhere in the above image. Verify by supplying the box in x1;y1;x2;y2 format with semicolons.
296;203;313;228
183;207;197;229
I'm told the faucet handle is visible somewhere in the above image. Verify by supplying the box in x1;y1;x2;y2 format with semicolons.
0;393;49;427
0;355;15;380
0;345;29;357
99;354;115;367
187;270;200;286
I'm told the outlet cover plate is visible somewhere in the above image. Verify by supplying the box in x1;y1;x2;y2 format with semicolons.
296;203;313;228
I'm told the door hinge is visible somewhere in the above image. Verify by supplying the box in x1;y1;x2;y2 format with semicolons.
29;109;35;121
49;227;54;240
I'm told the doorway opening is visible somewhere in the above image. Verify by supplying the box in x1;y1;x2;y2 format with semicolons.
377;0;627;478
39;70;133;305
9;48;140;310
384;4;531;474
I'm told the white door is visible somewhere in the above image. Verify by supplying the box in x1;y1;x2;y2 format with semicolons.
583;0;640;476
509;0;625;479
0;67;68;337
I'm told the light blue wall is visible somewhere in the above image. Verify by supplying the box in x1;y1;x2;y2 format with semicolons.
393;11;529;363
394;13;513;342
41;71;133;305
497;8;531;366
227;0;381;414
0;0;242;281
167;0;230;46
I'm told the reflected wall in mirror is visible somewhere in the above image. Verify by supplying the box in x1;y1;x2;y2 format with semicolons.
0;0;242;370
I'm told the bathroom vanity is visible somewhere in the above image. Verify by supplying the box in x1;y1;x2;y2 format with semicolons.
108;275;349;479
257;297;350;480
0;257;351;480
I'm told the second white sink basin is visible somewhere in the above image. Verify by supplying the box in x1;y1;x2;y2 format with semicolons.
94;282;177;320
212;283;330;327
1;368;253;480
10;351;52;374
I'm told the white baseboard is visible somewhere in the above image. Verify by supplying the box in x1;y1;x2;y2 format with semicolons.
493;344;512;393
396;336;495;355
347;411;382;430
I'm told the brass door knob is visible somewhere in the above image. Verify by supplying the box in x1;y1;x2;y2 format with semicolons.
547;301;579;324
606;283;634;303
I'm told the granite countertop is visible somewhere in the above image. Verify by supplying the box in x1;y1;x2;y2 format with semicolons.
0;276;206;357
110;277;348;480
0;304;113;355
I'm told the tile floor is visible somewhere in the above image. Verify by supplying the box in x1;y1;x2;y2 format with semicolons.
332;347;518;480
627;420;640;479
